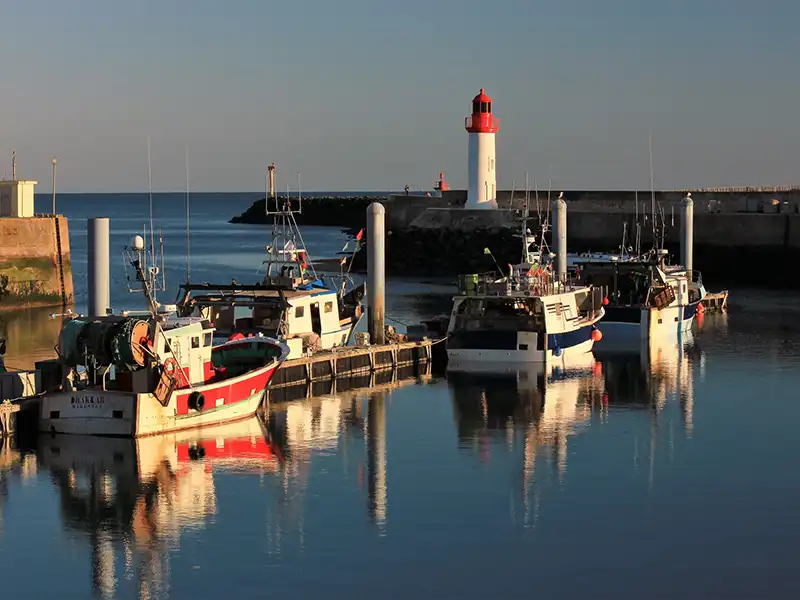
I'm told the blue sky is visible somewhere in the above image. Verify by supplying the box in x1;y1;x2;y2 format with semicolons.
1;0;798;193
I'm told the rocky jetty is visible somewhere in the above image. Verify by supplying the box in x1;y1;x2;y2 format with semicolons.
230;195;381;227
349;226;522;276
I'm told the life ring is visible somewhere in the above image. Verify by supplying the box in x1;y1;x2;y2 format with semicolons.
188;391;205;411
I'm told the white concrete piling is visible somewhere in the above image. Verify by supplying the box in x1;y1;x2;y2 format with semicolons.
87;217;110;318
367;202;386;345
553;193;568;281
681;193;694;272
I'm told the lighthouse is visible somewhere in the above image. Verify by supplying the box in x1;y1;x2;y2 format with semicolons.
465;88;499;209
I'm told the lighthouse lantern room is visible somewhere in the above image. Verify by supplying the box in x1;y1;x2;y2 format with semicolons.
465;88;499;209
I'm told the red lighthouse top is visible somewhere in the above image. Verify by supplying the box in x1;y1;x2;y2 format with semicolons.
465;88;500;133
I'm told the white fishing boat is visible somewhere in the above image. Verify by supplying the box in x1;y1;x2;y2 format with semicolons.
575;251;705;348
445;192;605;365
174;188;365;360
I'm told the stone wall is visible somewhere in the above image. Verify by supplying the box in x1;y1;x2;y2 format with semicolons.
349;206;800;289
436;188;800;216
0;216;74;310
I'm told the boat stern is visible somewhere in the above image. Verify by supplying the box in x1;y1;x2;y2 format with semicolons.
39;389;138;436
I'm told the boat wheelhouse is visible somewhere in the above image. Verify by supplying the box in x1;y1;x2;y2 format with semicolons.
174;279;364;361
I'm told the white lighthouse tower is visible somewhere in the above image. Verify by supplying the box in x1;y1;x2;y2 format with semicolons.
465;88;499;209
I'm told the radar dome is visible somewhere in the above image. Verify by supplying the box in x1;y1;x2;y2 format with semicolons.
131;235;145;251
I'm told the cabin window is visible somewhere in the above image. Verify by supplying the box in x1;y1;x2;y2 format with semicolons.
295;306;305;318
324;301;333;314
191;336;200;349
203;333;212;346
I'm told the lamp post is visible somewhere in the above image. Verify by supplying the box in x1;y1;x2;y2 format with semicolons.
51;157;57;215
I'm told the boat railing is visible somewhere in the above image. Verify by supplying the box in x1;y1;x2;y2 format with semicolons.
457;271;589;297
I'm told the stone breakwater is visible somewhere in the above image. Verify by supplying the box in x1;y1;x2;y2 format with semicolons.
0;216;74;310
346;209;800;289
231;190;800;289
230;196;379;227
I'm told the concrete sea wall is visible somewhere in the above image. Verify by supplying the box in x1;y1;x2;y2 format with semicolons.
0;216;74;310
349;205;800;289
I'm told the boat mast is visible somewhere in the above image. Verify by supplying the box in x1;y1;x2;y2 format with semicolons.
147;135;156;271
185;145;191;283
648;131;658;253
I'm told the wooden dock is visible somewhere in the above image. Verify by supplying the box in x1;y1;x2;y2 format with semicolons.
269;339;439;389
266;363;432;404
704;290;729;312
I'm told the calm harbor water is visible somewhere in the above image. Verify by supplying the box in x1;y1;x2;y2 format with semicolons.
2;194;800;599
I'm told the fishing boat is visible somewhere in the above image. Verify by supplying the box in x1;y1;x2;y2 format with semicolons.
446;207;605;364
574;249;705;348
39;234;290;437
174;188;365;360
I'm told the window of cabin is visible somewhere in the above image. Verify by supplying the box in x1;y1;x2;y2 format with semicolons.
191;337;200;349
203;333;212;346
324;301;333;313
295;306;305;318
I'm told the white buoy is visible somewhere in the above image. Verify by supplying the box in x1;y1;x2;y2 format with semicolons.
465;88;499;209
554;192;567;281
681;192;694;272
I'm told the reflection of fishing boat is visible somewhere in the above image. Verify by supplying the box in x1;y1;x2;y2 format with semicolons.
448;352;600;451
38;415;279;599
595;331;696;432
39;235;289;437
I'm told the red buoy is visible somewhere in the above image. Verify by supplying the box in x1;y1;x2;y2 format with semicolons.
697;302;705;313
591;328;603;342
602;297;609;306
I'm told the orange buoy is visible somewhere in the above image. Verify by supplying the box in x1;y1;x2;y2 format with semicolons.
591;328;603;342
602;297;609;306
697;302;705;313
